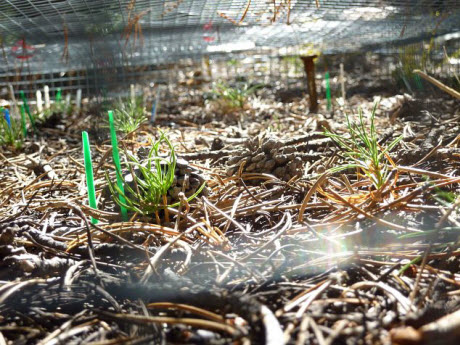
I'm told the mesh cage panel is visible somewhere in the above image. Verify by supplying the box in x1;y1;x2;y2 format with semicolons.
0;0;459;93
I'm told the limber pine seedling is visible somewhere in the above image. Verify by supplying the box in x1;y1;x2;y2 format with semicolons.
109;98;147;134
212;81;261;111
106;131;205;222
324;101;402;190
0;108;24;149
107;131;176;221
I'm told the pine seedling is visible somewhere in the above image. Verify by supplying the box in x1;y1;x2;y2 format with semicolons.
109;99;147;134
212;82;261;110
324;102;402;189
0;111;24;149
106;131;205;220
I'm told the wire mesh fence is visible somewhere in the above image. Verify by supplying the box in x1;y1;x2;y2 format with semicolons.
0;1;459;95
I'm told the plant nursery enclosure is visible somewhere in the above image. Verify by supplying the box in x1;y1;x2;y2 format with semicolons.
1;1;460;344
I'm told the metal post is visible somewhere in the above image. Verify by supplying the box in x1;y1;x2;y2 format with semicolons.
300;55;318;113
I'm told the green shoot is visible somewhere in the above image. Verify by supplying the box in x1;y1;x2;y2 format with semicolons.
325;72;332;110
108;99;147;134
106;131;204;218
212;81;261;110
324;102;402;189
0;114;24;149
108;110;128;221
82;131;98;224
19;91;37;134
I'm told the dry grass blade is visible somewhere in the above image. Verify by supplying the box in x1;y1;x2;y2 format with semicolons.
413;69;460;99
147;302;224;322
97;311;240;335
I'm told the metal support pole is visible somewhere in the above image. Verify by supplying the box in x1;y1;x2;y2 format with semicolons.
300;55;318;113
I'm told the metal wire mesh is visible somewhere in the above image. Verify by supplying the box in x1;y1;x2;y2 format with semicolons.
1;1;459;75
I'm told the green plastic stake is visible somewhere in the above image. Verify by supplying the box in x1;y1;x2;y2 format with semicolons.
19;91;37;133
20;105;27;138
56;88;62;102
325;72;332;111
82;131;98;224
108;110;128;221
414;74;423;91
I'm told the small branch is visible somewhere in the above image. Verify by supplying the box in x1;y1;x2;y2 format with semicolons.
413;69;460;100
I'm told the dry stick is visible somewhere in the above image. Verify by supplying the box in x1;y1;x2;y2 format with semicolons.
261;304;285;345
295;280;332;318
413;69;460;99
411;138;443;167
377;182;431;211
392;308;460;344
90;222;157;256
239;0;251;24
345;281;415;313
0;190;40;223
324;320;349;345
147;303;224;322
381;177;460;212
239;177;263;203
35;201;119;221
410;197;460;304
212;250;264;284
97;310;239;336
65;203;99;279
397;165;454;180
36;311;87;345
298;172;330;223
162;194;170;223
141;226;191;283
241;212;292;261
203;197;247;233
308;316;326;345
0;279;48;304
223;194;242;233
327;189;421;232
282;280;327;314
409;244;432;305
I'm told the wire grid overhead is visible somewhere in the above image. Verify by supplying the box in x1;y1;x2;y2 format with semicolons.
0;0;459;75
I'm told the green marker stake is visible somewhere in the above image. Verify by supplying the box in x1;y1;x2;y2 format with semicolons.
325;72;332;111
82;131;98;224
19;91;37;133
56;88;62;102
414;74;423;91
20;105;27;138
108;110;128;221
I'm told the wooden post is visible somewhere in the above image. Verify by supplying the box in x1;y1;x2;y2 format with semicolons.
300;55;318;113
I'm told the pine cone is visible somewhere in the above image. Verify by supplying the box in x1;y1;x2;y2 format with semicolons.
226;135;304;181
